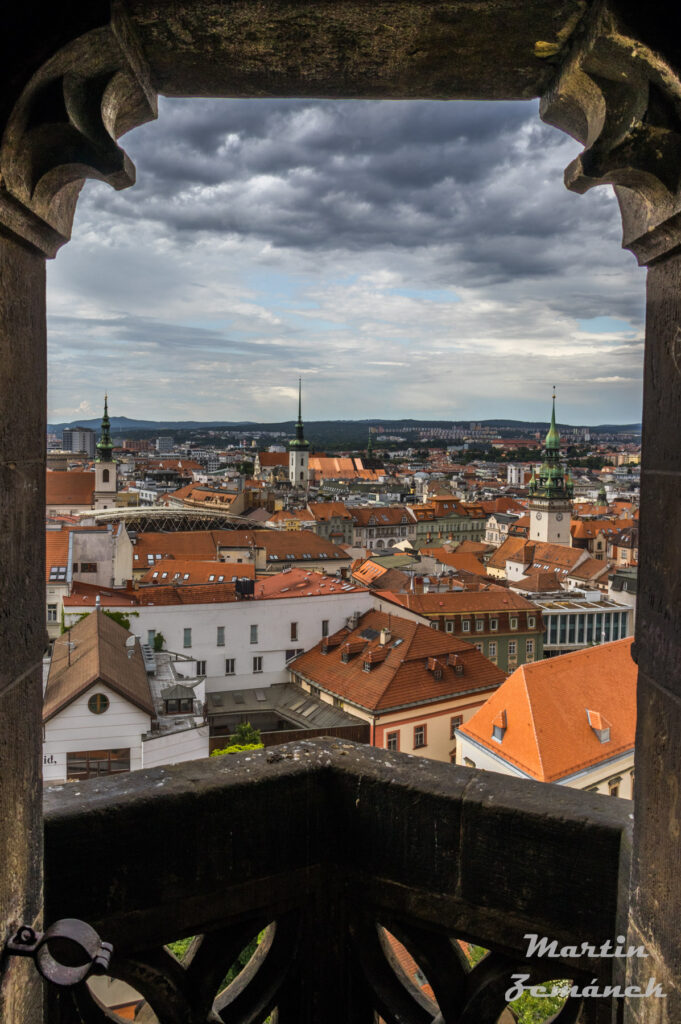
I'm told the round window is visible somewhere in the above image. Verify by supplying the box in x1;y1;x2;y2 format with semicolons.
88;693;110;715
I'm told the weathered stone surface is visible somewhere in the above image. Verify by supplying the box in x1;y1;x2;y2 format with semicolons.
125;0;588;101
45;740;631;973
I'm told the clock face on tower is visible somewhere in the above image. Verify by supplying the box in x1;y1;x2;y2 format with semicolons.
556;513;564;521
535;512;542;520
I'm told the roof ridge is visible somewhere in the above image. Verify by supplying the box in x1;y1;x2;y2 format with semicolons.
520;664;546;779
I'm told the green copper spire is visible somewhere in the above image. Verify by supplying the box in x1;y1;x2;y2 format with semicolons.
545;386;560;450
288;378;310;451
96;394;113;462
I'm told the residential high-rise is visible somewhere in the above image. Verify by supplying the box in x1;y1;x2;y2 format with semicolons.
527;390;573;545
62;426;96;458
288;379;310;488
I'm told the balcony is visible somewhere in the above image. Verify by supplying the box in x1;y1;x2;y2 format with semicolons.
44;739;631;1023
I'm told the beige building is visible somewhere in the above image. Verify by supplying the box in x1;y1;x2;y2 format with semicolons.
290;609;506;763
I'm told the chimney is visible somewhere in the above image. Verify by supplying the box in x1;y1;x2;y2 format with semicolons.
380;627;391;646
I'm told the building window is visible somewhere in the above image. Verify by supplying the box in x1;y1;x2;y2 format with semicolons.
450;715;462;739
462;620;471;633
474;643;483;652
333;696;343;708
508;640;517;656
488;641;497;658
102;469;110;483
87;693;109;715
609;778;621;798
475;618;484;632
310;684;320;697
526;639;534;655
528;616;536;628
253;656;263;673
413;724;427;749
196;660;206;675
183;628;192;648
147;629;155;647
386;731;399;751
225;659;235;675
66;748;130;780
322;619;329;638
490;618;498;631
217;626;225;646
445;620;454;633
463;757;476;768
250;624;258;644
510;617;518;630
290;622;298;641
47;604;58;622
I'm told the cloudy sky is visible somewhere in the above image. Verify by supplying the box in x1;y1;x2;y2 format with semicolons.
47;97;645;426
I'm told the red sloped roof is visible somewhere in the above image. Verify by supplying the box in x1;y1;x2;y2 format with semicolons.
290;609;505;713
459;638;636;782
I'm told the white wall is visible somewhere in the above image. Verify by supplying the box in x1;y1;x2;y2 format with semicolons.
141;725;210;767
43;682;152;782
456;732;634;798
65;589;374;695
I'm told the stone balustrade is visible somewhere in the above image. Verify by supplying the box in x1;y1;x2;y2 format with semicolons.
43;739;632;1023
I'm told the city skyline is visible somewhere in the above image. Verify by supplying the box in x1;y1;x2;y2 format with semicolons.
47;97;645;425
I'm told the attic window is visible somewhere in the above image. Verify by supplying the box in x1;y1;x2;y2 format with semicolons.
209;574;215;581
363;660;372;672
492;710;507;742
586;709;611;743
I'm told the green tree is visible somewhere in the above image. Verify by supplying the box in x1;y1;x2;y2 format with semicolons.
153;631;165;652
231;721;262;745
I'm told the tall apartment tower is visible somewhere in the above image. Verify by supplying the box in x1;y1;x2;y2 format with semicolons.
94;396;118;509
288;379;310;488
528;391;573;545
62;426;96;457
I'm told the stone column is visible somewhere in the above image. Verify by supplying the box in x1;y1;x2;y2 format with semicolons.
541;4;681;1020
0;232;47;1024
0;10;156;1019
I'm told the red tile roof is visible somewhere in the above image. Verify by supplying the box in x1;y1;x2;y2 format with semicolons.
459;638;636;782
139;559;255;585
290;610;505;713
45;470;95;507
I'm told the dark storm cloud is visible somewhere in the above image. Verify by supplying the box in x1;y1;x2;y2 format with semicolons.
84;98;597;259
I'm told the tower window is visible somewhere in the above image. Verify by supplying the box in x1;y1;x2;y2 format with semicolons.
102;469;109;483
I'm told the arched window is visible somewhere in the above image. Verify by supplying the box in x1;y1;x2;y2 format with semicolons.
102;469;110;483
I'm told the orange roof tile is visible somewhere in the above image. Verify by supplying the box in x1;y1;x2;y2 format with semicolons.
139;559;255;585
45;470;95;507
459;638;636;782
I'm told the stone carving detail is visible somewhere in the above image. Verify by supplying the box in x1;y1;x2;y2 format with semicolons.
50;912;597;1023
540;2;681;265
0;7;157;256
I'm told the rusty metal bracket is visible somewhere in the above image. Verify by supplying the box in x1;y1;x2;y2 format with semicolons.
6;919;113;987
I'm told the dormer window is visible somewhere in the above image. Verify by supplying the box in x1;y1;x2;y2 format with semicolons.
492;709;507;742
363;660;372;672
586;709;611;743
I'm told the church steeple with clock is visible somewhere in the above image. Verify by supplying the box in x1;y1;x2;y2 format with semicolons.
528;389;572;545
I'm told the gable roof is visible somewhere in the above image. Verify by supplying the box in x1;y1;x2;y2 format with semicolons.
459;638;636;782
139;559;255;585
290;609;505;713
43;611;154;722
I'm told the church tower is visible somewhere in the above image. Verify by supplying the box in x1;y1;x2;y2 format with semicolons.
528;390;572;545
94;395;118;509
288;379;310;488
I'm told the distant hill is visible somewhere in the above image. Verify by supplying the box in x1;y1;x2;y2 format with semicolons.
48;415;642;436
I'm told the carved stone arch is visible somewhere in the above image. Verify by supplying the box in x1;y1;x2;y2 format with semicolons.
539;0;681;265
0;6;157;256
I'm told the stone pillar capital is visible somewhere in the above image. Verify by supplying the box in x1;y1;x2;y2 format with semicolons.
0;4;157;257
541;1;681;266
